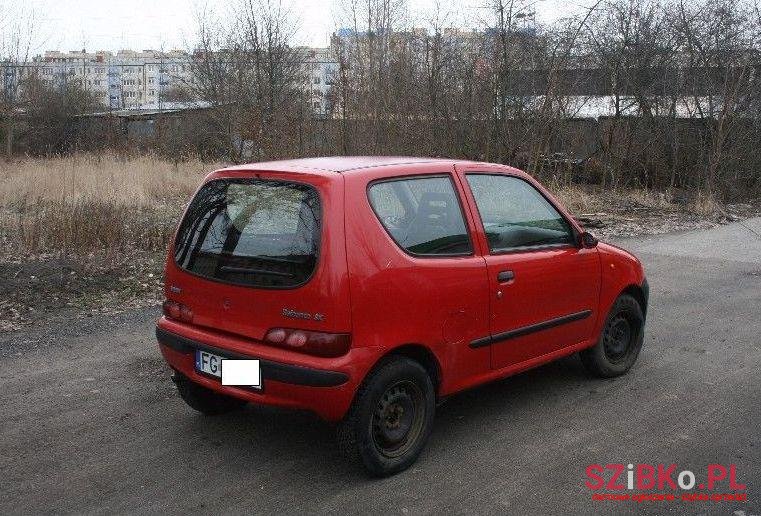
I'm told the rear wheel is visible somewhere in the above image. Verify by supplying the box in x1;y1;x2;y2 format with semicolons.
580;294;645;377
173;373;247;415
337;357;435;477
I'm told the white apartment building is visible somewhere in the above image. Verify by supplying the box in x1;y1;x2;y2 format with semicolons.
32;49;193;109
2;47;338;114
299;46;338;116
0;49;193;109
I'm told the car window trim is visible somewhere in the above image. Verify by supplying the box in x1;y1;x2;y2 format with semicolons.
173;176;323;290
366;173;476;259
463;172;580;255
489;242;577;255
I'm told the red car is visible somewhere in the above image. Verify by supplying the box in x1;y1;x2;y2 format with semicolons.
156;157;648;476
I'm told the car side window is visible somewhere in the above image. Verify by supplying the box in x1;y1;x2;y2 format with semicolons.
368;176;473;256
465;174;575;252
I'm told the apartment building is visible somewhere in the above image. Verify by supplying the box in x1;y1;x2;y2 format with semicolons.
3;46;339;114
1;49;193;109
36;49;193;108
299;46;338;115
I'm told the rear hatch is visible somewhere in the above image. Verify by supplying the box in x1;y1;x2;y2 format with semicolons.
165;170;350;344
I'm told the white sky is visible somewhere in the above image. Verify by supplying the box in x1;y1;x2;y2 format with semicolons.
4;0;590;55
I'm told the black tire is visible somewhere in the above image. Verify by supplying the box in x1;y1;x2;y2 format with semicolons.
337;357;436;477
173;373;247;415
580;294;645;378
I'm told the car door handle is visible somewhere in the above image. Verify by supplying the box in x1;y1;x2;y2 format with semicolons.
497;270;515;282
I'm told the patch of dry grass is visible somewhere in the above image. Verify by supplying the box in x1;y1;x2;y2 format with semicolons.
0;154;224;256
0;154;226;330
0;153;215;206
0;155;728;257
553;182;694;216
687;191;724;217
551;183;599;214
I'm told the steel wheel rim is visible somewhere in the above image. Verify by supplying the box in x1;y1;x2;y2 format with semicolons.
603;315;634;363
371;380;425;458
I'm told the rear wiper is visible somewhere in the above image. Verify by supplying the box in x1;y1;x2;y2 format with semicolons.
219;266;294;277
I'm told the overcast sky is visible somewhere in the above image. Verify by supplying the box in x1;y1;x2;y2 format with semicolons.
4;0;589;55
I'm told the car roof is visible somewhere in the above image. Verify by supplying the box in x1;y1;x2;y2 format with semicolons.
220;156;482;174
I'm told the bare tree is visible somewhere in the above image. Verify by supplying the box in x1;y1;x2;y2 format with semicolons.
333;0;409;153
17;74;100;155
674;0;758;195
0;2;37;159
179;0;308;161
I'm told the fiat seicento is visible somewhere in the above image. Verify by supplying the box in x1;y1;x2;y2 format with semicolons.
156;157;648;476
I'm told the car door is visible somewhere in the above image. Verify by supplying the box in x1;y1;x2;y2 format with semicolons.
455;166;601;370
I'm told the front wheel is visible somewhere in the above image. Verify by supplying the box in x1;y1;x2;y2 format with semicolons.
337;357;436;477
580;294;645;377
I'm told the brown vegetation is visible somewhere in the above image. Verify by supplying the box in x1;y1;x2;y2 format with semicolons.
0;154;219;330
0;153;747;261
0;154;215;254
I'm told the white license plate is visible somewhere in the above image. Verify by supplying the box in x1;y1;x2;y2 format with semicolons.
194;350;261;388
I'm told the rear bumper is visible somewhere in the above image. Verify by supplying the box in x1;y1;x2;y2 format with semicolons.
155;321;367;422
156;327;349;387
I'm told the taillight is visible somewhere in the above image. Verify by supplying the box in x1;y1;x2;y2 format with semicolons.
162;300;194;323
264;328;351;357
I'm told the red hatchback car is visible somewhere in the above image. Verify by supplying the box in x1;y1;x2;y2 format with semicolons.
156;157;648;476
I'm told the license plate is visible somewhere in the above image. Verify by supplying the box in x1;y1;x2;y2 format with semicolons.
194;350;261;388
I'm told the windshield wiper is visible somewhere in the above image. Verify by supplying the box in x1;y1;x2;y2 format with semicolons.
219;266;294;277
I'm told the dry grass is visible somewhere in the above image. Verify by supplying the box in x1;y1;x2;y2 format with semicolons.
0;154;727;258
0;153;216;206
687;191;724;217
553;182;690;216
552;183;599;214
0;154;224;256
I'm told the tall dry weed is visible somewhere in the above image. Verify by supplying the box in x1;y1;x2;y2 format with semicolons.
0;154;224;257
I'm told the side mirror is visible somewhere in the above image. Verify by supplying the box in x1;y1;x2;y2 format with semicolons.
580;231;598;249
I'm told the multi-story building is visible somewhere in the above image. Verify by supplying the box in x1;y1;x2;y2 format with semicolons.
297;46;338;116
1;49;193;109
34;49;193;108
2;46;339;114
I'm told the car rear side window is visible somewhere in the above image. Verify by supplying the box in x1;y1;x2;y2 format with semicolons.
368;176;472;256
174;178;321;288
466;174;574;252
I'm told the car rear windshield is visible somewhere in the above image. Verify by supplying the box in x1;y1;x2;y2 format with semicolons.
174;178;321;288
